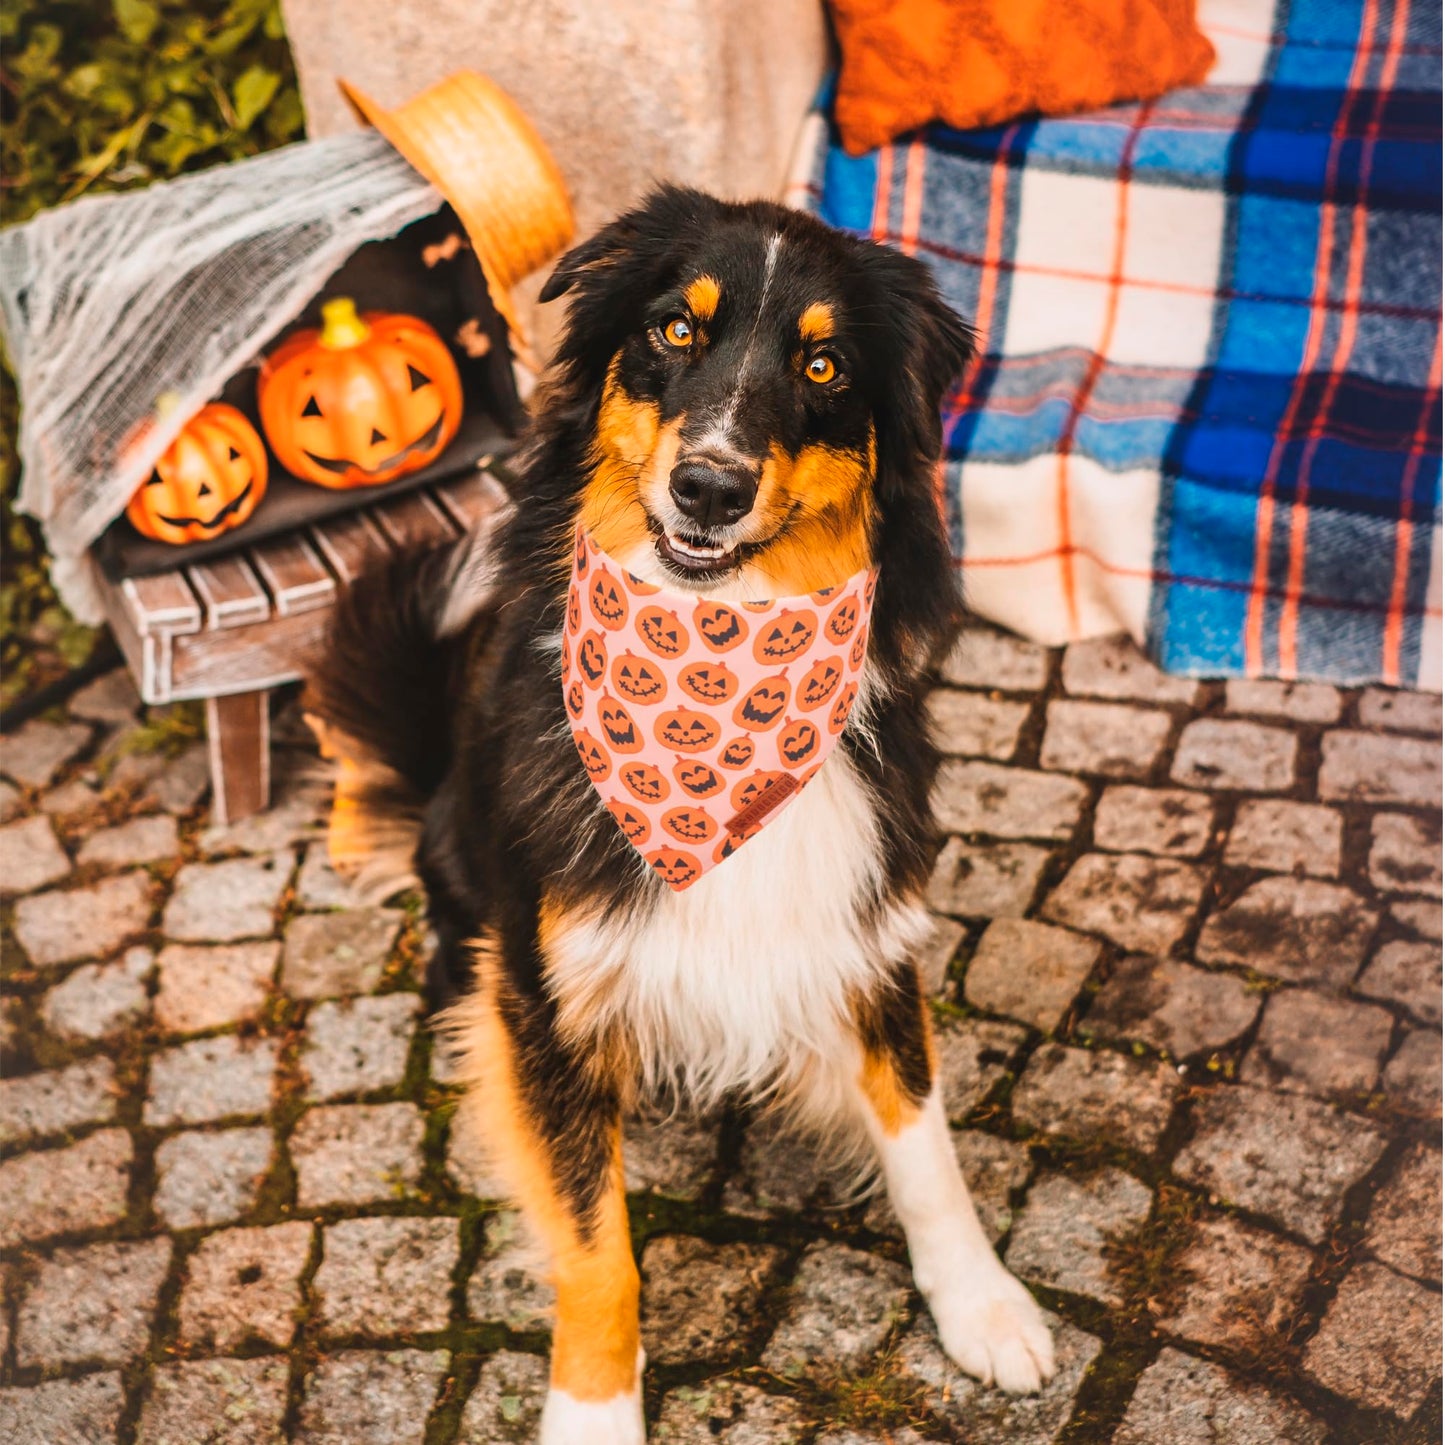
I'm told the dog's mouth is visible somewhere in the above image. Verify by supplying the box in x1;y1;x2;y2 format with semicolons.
656;527;743;578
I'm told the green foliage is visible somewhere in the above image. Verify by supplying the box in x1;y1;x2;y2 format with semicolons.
1;0;304;698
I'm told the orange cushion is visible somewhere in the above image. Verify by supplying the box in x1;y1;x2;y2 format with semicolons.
831;0;1215;156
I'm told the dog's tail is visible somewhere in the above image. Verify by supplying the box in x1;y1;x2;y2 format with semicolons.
304;488;511;903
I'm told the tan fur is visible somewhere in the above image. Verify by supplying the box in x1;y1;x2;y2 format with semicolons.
683;275;721;322
798;301;835;342
858;1048;924;1136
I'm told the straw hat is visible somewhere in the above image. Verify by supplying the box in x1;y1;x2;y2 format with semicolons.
340;70;574;356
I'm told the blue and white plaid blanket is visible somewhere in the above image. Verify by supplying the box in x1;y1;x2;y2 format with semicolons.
791;0;1442;689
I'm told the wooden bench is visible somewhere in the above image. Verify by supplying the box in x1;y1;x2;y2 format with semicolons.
93;469;510;823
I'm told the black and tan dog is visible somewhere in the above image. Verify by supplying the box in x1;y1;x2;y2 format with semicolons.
308;185;1054;1443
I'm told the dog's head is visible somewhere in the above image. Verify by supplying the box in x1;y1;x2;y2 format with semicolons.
539;186;973;631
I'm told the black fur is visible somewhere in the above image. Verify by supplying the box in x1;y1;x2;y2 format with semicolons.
309;186;975;1226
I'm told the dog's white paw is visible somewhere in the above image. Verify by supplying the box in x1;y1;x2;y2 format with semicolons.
926;1256;1055;1395
538;1387;646;1445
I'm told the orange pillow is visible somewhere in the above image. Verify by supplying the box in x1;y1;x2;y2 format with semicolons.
831;0;1215;156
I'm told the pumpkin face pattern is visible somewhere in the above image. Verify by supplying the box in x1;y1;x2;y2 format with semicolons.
125;402;268;546
850;624;869;671
752;608;818;663
258;298;462;489
562;526;876;890
678;661;737;704
611;653;667;703
566;589;582;636
826;595;860;643
693;602;747;652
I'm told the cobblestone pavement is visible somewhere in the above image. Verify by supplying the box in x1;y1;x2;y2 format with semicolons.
1;636;1440;1444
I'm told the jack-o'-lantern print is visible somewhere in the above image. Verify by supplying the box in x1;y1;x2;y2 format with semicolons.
713;829;755;863
662;806;717;844
620;761;669;803
864;571;878;605
730;769;788;814
678;661;737;704
655;707;720;753
607;799;650;845
829;682;858;735
752;608;817;664
625;571;661;595
850;624;869;670
574;529;590;576
693;602;747;653
811;584;838;603
566;588;582;636
718;736;755;770
258;298;462;489
611;653;667;703
637;607;688;658
590;570;629;630
565;681;585;719
778;717;821;765
647;847;702;889
739;599;775;613
673;760;724;799
577;632;607;687
573;730;611;781
598;695;644;754
733;675;791;731
798;657;844;711
825;595;860;643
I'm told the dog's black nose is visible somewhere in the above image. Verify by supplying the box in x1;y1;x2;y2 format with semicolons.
669;458;757;528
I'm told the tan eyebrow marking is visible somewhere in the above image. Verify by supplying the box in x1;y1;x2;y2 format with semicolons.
683;275;721;321
799;302;835;342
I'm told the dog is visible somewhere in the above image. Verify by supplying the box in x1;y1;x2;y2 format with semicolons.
307;185;1055;1443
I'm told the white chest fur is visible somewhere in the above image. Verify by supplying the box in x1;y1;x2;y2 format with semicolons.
544;750;932;1107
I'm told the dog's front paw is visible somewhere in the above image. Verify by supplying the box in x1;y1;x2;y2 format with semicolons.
926;1256;1055;1395
538;1387;646;1445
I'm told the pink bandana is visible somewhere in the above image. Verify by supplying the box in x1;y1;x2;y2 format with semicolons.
562;528;877;891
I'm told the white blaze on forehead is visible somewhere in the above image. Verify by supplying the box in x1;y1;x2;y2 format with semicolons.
692;232;784;459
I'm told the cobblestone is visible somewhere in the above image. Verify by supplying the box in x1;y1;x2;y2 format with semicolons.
1042;853;1206;953
1080;955;1260;1058
1158;1212;1313;1350
916;913;965;994
282;908;404;999
1224;799;1342;877
1357;939;1441;1024
3;718;92;787
1366;1143;1442;1283
153;1126;274;1229
1380;1028;1442;1112
1173;1086;1387;1243
928;837;1049;918
1225;678;1343;723
39;946;151;1039
0;1374;125;1445
623;1113;718;1200
16;1236;171;1367
1195;877;1377;986
0;1127;132;1245
1358;685;1442;733
1062;635;1200;704
1093;785;1213;858
654;1380;806;1444
296;1348;447;1445
1319;729;1441;805
641;1235;786;1365
963;918;1100;1031
942;626;1051;692
178;1221;313;1349
164;852;292;942
936;1016;1029;1119
1005;1169;1153;1305
1040;699;1173;779
0;778;20;821
1392;898;1443;938
1242;989;1394;1096
446;1113;509;1200
0;1056;116;1145
291;1103;426;1208
1115;1347;1325;1445
145;1034;278;1125
927;689;1030;760
315;1216;459;1336
69;667;141;723
1303;1261;1442;1418
1172;719;1297;792
297;842;364;909
121;742;210;813
77;812;180;869
304;993;420;1100
0;815;71;894
1370;813;1442;896
200;781;326;856
467;1209;554;1331
1013;1044;1180;1154
456;1350;548;1444
13;869;153;966
722;1117;831;1217
933;760;1088;841
138;1357;289;1445
153;940;279;1032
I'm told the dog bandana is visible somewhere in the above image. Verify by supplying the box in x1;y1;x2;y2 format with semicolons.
562;527;877;891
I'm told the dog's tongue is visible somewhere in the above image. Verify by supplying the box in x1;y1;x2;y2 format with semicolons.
561;527;877;890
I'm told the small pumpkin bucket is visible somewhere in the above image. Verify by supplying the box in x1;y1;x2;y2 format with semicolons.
339;70;575;364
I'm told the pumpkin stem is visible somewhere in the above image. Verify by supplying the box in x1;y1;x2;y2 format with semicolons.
154;391;184;419
319;296;372;350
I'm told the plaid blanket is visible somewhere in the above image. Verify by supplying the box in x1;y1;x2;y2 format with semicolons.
791;0;1442;689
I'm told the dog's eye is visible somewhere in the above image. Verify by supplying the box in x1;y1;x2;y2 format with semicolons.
660;316;693;349
805;354;837;384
